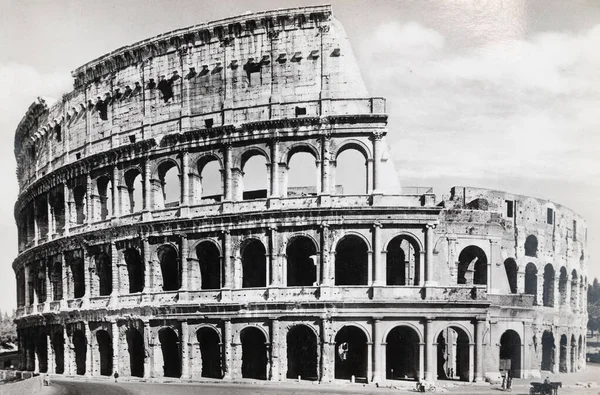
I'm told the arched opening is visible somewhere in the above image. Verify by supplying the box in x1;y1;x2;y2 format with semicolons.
287;151;318;197
335;235;368;286
386;235;420;286
559;335;567;373
198;158;223;202
286;325;318;381
578;335;583;371
125;248;144;293
73;329;87;375
124;169;143;214
197;241;221;290
126;328;144;378
558;267;568;306
504;259;518;294
525;235;538;257
543;264;555;307
241;327;268;380
73;185;86;224
96;330;113;376
437;327;470;381
286;237;317;287
159;327;181;378
35;195;49;238
335;148;367;195
50;262;63;301
156;161;180;209
158;244;181;291
95;176;112;221
335;326;368;382
525;263;538;298
242;154;268;200
196;327;221;378
52;331;64;374
70;257;85;299
499;330;521;378
571;270;579;310
386;326;420;381
49;188;65;235
36;333;48;373
541;331;554;372
570;335;577;373
95;253;112;296
457;246;487;285
242;240;266;288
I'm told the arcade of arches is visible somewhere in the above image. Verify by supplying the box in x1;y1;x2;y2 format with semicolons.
17;320;586;382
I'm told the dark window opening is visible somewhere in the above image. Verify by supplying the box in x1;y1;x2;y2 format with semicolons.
287;325;318;380
335;326;367;382
547;208;554;224
197;241;221;290
242;240;266;288
125;249;144;293
499;330;522;378
55;125;62;142
95;253;112;296
73;185;86;224
386;326;420;381
129;135;136;143
524;235;538;258
204;118;214;128
36;333;48;373
558;267;568;306
295;106;307;117
525;263;538;298
241;327;267;380
504;258;518;294
52;332;65;374
543;264;555;307
158;244;181;291
559;335;568;373
73;329;87;375
197;327;222;378
457;246;487;285
95;98;108;120
573;220;577;241
335;235;368;286
286;237;317;287
127;328;145;377
505;200;514;218
386;236;420;286
159;327;181;378
70;257;85;299
96;330;113;376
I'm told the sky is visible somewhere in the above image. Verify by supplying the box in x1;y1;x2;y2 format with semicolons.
1;0;599;312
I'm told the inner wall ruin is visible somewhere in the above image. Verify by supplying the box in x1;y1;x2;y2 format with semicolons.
12;5;587;383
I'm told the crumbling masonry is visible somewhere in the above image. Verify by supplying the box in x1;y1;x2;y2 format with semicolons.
13;5;587;384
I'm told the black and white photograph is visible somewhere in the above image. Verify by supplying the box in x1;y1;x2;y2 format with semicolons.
1;1;600;394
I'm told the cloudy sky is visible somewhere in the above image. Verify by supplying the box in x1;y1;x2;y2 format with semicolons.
1;0;599;312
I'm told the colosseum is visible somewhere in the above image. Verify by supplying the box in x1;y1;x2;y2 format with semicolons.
12;5;588;386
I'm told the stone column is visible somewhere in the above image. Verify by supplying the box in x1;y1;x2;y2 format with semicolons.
47;194;53;239
320;223;331;286
372;318;383;383
270;139;279;198
488;240;499;292
143;321;151;378
223;230;232;289
24;265;30;306
320;136;331;195
83;250;91;300
536;273;544;306
32;200;39;245
63;326;71;375
45;261;52;305
320;318;334;382
112;321;119;375
47;332;54;374
372;223;383;286
475;317;485;382
425;224;437;286
223;144;233;201
142;237;151;293
269;226;278;286
419;341;425;380
85;324;92;376
223;319;233;379
553;331;560;373
424;318;436;381
270;319;280;381
372;132;383;193
86;174;92;225
553;275;559;308
112;166;120;218
181;321;190;379
111;242;119;296
61;253;69;301
143;159;151;211
181;150;190;206
517;268;525;294
180;235;189;291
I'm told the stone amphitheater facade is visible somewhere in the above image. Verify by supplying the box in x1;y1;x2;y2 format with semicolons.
13;5;588;385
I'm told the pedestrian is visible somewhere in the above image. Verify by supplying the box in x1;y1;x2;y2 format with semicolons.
506;371;512;391
114;371;119;383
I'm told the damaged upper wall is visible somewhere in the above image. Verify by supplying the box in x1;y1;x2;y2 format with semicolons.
14;5;381;192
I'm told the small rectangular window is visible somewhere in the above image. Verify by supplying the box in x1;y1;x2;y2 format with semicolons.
204;118;214;128
295;106;307;117
129;135;136;143
573;220;577;241
547;208;553;224
505;200;514;218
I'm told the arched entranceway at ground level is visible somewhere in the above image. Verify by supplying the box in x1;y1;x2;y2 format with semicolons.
559;335;567;373
437;327;470;381
96;330;113;376
241;327;268;380
541;331;554;372
578;335;583;371
72;330;87;375
52;332;64;374
159;327;181;378
126;328;144;377
499;330;521;378
570;335;577;373
197;327;222;378
386;326;420;381
335;326;368;382
36;333;48;373
286;325;318;381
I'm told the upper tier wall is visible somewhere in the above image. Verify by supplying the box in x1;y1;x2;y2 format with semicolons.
14;5;379;192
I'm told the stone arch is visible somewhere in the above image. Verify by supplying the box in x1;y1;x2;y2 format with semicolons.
237;146;270;169
335;234;369;286
386;325;421;381
72;329;87;375
333;139;372;162
196;240;221;290
578;335;583;371
94;252;112;296
457;246;487;285
123;167;143;214
541;330;555;371
570;269;579;310
159;326;181;378
125;248;144;294
50;261;63;301
239;147;269;200
436;325;471;381
525;262;538;297
286;324;319;381
241;238;267;288
386;234;421;286
52;331;64;374
196;326;222;378
570;334;577;373
558;266;568;306
73;185;87;224
152;159;181;209
96;329;113;376
543;264;555;307
333;140;370;195
499;330;521;378
35;332;48;373
334;324;369;381
286;235;318;287
283;143;320;166
194;153;223;202
286;149;319;196
93;175;112;221
525;235;538;257
126;327;144;378
240;326;268;380
504;258;518;294
157;243;181;291
559;334;568;373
